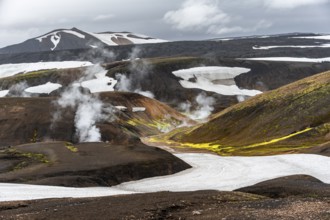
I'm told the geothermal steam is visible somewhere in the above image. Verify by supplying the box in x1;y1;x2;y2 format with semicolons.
179;92;215;120
115;47;155;98
6;81;31;97
53;64;115;142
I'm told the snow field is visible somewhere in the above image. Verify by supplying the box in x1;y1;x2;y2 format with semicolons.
24;82;62;94
78;70;118;93
0;61;93;79
0;153;329;201
0;90;9;97
88;32;167;46
116;153;330;193
172;66;262;96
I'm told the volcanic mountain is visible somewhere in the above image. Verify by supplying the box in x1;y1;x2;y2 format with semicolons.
0;27;167;54
161;71;330;156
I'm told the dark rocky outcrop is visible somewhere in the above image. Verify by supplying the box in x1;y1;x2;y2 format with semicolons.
236;175;330;198
0;188;329;219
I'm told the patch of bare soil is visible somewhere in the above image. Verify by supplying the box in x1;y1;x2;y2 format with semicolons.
0;189;329;220
0;142;190;187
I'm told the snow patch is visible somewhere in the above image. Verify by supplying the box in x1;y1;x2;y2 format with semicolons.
0;183;131;202
36;30;85;42
61;30;86;39
253;44;330;50
240;57;330;63
293;35;330;40
0;153;329;201
24;82;62;94
116;153;330;193
0;61;93;79
0;90;9;97
87;32;167;46
115;106;128;111
76;70;118;93
36;30;85;50
172;66;262;96
50;33;61;50
132;107;146;112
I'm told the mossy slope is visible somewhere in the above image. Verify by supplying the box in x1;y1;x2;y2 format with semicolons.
166;71;330;155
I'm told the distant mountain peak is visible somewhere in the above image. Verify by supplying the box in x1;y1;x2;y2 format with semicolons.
0;28;167;54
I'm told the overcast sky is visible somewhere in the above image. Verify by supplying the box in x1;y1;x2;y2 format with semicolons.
0;0;329;48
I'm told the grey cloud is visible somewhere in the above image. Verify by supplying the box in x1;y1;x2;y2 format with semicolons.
164;0;231;31
163;0;273;36
0;0;329;48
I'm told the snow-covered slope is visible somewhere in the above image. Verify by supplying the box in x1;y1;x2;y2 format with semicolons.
36;29;86;51
88;32;167;46
0;28;167;54
0;61;93;79
0;153;329;201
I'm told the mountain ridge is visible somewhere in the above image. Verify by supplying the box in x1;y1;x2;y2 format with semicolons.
0;27;167;54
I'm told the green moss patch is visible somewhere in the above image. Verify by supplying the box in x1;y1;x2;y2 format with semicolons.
65;142;78;153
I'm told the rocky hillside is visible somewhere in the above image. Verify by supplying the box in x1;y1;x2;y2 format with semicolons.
0;142;190;187
1;57;329;117
163;71;330;155
0;91;190;147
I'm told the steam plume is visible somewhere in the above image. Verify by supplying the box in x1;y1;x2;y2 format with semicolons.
115;47;155;98
179;92;215;120
52;64;115;142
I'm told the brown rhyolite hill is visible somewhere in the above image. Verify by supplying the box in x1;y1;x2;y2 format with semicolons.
0;90;192;187
0;91;190;147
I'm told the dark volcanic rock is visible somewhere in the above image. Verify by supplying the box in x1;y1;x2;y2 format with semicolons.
233;60;330;91
0;190;329;219
236;175;330;198
0;142;191;187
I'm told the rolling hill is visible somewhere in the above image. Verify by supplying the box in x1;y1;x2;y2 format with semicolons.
157;71;330;155
0;91;190;147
